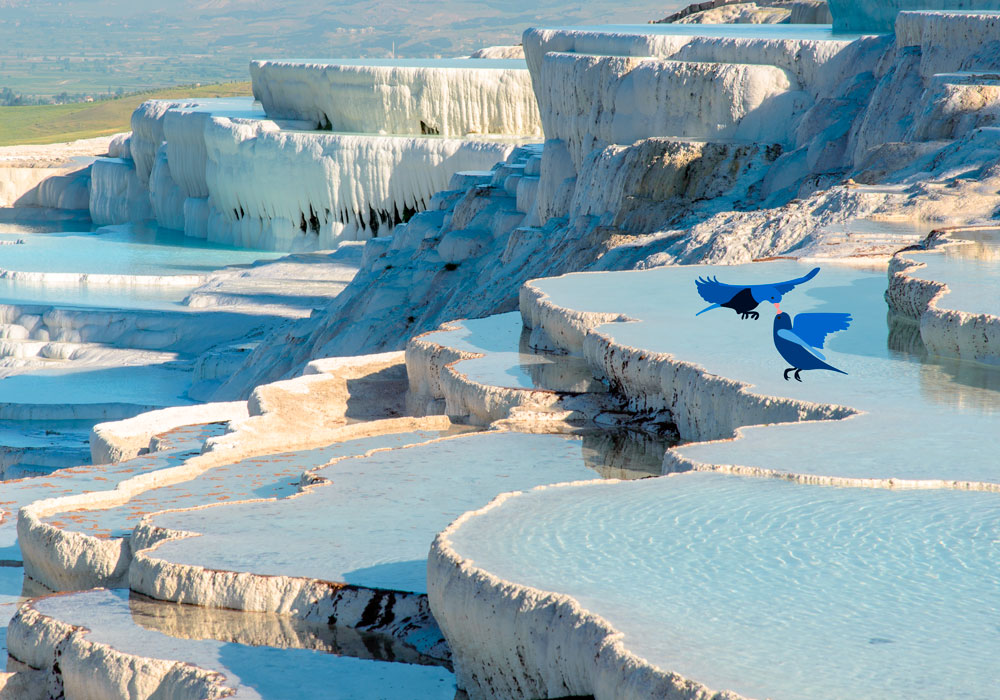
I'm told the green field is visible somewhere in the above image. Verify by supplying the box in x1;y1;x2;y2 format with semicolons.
0;82;252;147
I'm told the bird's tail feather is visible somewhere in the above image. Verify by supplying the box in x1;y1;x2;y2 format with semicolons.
696;304;720;316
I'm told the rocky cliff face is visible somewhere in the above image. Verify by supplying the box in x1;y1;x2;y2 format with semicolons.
214;15;1000;397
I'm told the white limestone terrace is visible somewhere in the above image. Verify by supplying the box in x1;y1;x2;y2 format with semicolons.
15;350;420;588
9;589;457;700
0;422;220;564
427;259;1000;699
0;422;222;667
406;312;616;427
888;226;1000;363
434;472;1000;700
524;261;1000;484
125;430;666;656
0;136;110;211
202;114;524;250
124;85;540;252
25;426;463;592
250;58;541;138
522;23;873;96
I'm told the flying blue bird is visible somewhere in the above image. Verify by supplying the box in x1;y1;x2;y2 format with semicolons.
695;267;820;320
772;311;851;381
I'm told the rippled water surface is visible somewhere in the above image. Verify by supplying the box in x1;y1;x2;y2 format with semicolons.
148;431;656;594
449;472;1000;700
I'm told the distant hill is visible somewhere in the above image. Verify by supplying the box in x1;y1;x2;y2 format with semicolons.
0;82;251;146
0;0;685;97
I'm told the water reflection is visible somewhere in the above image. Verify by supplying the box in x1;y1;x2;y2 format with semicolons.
518;327;607;393
127;592;448;669
581;429;677;479
888;311;1000;413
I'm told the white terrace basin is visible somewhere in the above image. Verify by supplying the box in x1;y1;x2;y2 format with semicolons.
901;228;1000;316
420;312;604;393
250;58;540;138
530;262;1000;483
15;588;457;700
44;429;462;539
140;432;633;596
0;363;195;420
443;471;1000;700
0;422;221;560
522;24;869;97
0;222;282;277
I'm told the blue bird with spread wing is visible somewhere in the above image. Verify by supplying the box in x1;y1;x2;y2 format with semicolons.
772;311;851;381
695;267;820;320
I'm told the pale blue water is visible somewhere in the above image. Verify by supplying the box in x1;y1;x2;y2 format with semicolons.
903;229;1000;317
0;364;194;407
534;263;1000;482
420;312;605;392
31;589;456;700
0;223;281;276
0;221;283;309
147;432;618;594
449;472;1000;700
46;429;464;538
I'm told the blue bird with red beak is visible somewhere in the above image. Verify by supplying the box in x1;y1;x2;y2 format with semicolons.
695;267;820;320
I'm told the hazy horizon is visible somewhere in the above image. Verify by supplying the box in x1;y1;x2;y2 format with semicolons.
0;0;686;98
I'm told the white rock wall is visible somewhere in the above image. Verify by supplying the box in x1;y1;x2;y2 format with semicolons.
129;99;204;185
148;145;186;230
250;59;541;137
536;52;805;169
87;158;153;225
161;97;264;199
522;27;860;98
203;115;520;250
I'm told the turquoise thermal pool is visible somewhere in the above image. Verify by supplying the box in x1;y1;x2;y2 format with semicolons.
532;262;1000;482
901;229;1000;317
0;223;281;277
144;431;645;594
26;589;457;700
45;428;464;539
447;471;1000;700
421;312;606;393
0;422;223;559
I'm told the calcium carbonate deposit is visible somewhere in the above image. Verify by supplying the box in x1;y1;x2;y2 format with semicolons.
1;2;1000;699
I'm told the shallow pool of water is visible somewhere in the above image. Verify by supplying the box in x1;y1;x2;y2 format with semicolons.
46;428;465;539
449;471;1000;700
421;312;606;393
534;262;1000;482
29;589;457;700
146;431;658;594
904;230;1000;317
0;222;281;277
